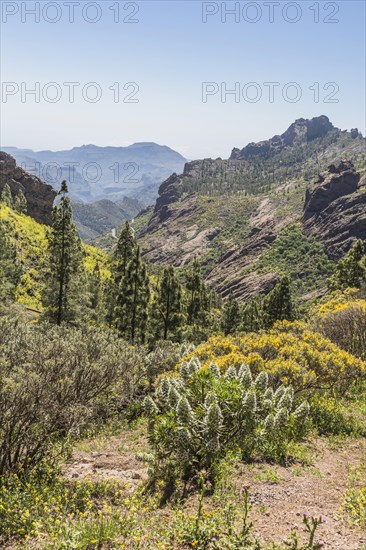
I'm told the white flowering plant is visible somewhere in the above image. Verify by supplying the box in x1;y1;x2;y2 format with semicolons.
142;358;310;483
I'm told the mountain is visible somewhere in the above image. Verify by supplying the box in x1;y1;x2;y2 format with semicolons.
1;143;187;206
72;197;144;242
137;116;366;300
0;152;56;225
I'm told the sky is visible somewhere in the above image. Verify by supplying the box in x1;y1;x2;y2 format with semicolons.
1;0;365;159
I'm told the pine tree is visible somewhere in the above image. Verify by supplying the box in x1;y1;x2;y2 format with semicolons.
114;247;150;343
14;190;27;214
151;265;183;340
43;181;85;325
328;239;366;291
114;221;136;283
0;221;21;306
221;293;241;335
104;277;116;328
1;183;13;208
242;294;265;332
107;221;136;327
185;258;209;325
264;276;294;328
87;262;103;323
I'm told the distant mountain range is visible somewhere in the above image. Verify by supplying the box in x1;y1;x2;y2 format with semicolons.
2;143;187;206
2;143;187;241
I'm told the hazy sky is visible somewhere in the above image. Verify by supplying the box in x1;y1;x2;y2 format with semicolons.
1;0;365;159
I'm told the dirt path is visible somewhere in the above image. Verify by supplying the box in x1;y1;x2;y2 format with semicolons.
63;434;365;549
63;430;149;490
243;439;366;549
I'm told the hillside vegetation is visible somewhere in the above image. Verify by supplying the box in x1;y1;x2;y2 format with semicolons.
0;204;110;310
1;124;366;549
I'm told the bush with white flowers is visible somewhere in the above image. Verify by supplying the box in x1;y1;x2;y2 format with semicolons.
142;358;310;481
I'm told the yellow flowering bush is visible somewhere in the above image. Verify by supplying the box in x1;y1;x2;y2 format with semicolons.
180;321;366;393
311;290;366;360
312;288;361;316
0;464;124;545
343;463;366;529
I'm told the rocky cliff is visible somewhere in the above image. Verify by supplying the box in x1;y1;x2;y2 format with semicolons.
303;161;366;259
0;152;56;225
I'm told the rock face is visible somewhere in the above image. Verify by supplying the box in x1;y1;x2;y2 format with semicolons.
303;161;366;259
141;184;295;299
147;172;183;229
0;152;56;225
303;160;360;219
230;115;334;160
141;190;220;266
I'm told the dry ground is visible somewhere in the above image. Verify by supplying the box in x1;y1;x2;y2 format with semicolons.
63;429;366;549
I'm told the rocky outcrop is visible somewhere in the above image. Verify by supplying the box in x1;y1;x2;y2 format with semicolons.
303;161;366;259
230;115;335;160
141;191;217;265
0;152;56;225
283;115;334;144
146;172;182;230
303;160;360;219
140;189;294;299
145;160;211;233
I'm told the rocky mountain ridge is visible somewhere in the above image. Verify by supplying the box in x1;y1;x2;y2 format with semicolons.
72;197;144;242
0;152;56;225
230;115;337;160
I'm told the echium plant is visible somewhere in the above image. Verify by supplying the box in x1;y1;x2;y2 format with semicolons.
142;359;310;482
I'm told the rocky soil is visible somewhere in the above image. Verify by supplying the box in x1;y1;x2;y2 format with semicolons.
63;430;366;549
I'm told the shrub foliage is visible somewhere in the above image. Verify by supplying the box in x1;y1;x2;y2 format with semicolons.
0;317;156;475
180;321;366;394
142;358;310;482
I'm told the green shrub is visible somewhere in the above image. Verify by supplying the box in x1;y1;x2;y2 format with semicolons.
141;358;310;484
310;395;366;437
0;317;149;475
